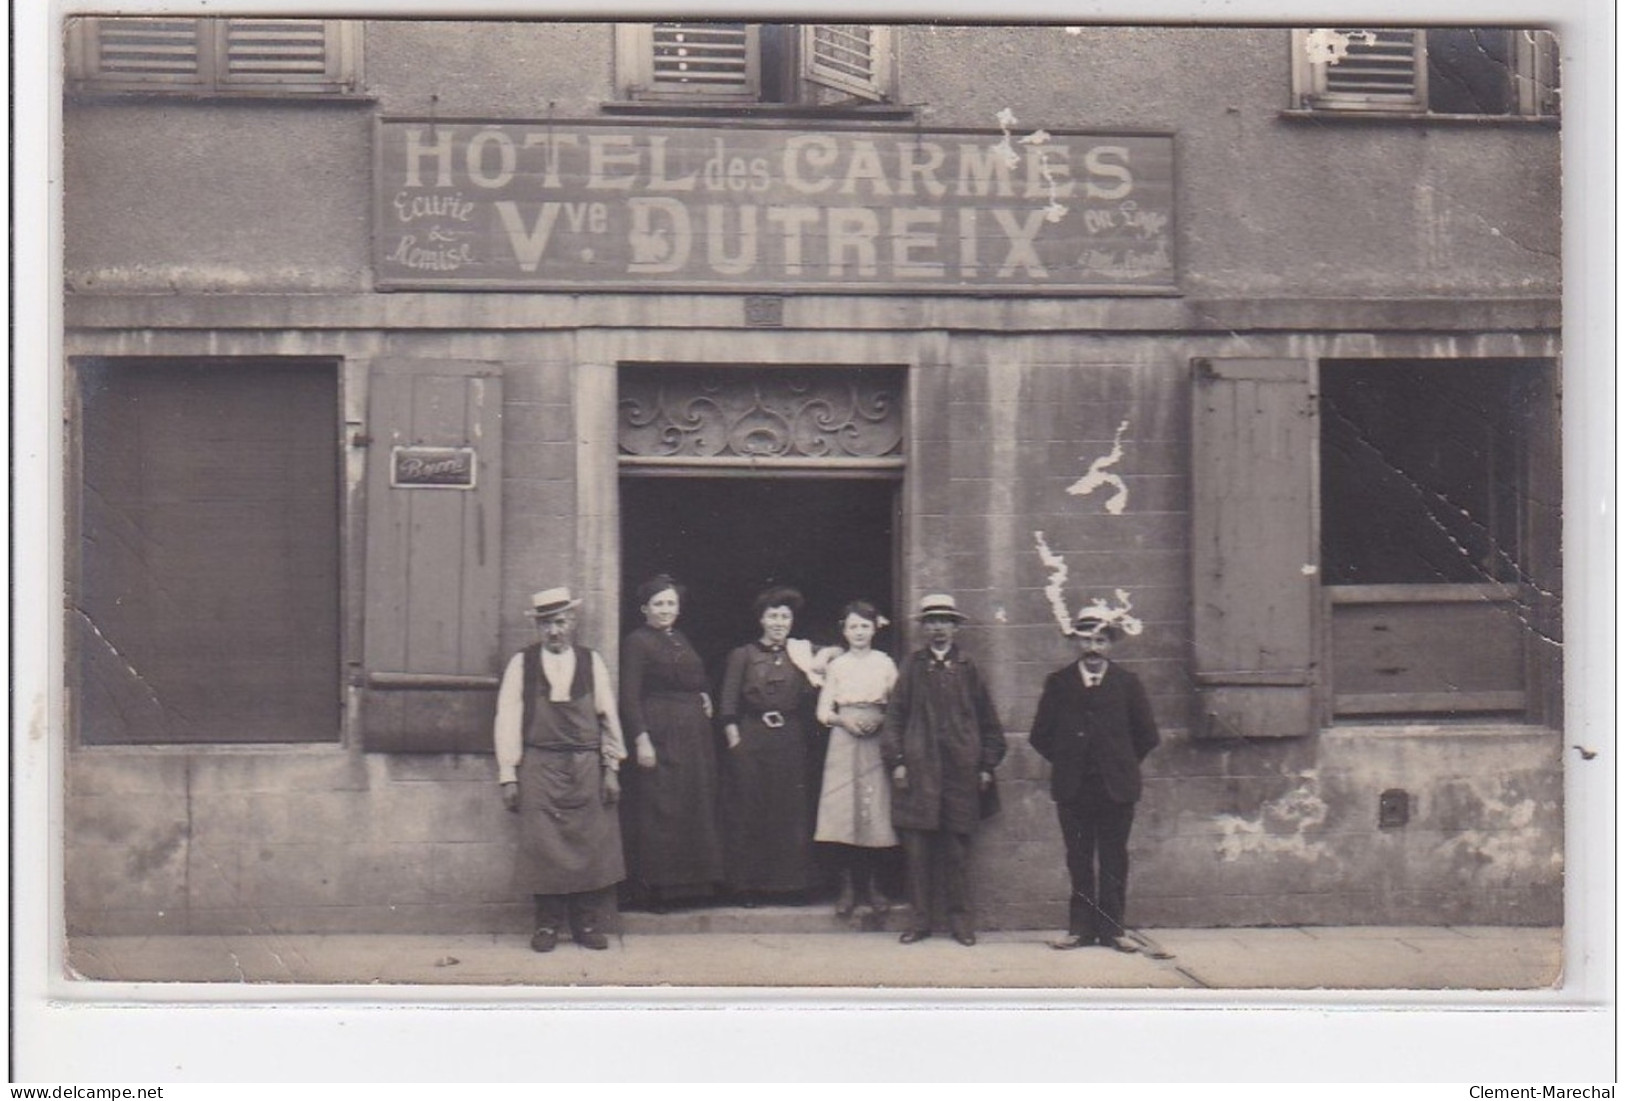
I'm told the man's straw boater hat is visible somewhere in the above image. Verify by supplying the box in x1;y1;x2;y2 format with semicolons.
526;587;582;620
916;593;970;622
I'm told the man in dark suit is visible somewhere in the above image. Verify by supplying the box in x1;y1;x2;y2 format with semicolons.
881;593;1007;947
1029;610;1160;952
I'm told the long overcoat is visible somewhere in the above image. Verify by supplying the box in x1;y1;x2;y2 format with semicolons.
879;645;1006;834
1028;661;1160;804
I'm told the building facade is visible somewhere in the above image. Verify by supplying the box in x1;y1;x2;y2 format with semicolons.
63;19;1563;938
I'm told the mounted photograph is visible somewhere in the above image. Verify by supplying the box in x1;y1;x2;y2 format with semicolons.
58;13;1568;994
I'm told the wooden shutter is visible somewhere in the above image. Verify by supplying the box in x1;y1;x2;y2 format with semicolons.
1519;30;1562;117
69;16;353;93
221;19;345;88
1190;358;1318;739
79;18;207;87
362;360;504;753
646;22;759;97
1301;28;1424;111
804;25;890;101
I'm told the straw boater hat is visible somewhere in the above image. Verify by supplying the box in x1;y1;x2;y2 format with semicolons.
526;586;582;619
916;593;969;622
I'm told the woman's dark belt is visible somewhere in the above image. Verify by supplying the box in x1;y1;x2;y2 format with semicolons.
524;741;599;753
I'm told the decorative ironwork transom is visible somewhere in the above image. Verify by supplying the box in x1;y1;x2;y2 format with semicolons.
618;366;904;463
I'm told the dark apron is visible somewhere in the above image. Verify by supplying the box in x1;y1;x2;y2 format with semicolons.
514;645;626;896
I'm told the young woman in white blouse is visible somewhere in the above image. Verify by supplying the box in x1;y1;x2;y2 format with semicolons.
813;600;901;918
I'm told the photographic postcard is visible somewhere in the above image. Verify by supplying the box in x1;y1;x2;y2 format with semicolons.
15;0;1613;1083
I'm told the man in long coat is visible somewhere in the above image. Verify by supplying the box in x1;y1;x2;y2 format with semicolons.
880;593;1006;946
494;587;627;952
1029;610;1160;952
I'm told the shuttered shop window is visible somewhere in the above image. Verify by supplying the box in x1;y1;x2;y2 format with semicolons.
75;359;342;745
68;17;358;94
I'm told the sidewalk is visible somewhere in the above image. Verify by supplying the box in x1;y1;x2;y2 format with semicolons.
65;924;1562;992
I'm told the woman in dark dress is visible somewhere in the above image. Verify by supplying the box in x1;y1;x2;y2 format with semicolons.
618;574;723;908
719;586;819;905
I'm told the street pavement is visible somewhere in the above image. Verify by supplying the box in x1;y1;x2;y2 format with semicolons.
64;923;1562;993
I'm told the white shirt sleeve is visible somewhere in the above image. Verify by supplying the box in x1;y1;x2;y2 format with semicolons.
816;656;842;727
493;651;526;785
592;651;628;770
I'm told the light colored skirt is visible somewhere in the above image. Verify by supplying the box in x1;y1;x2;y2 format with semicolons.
814;703;898;848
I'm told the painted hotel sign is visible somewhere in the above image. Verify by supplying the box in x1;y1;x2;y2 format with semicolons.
374;118;1176;293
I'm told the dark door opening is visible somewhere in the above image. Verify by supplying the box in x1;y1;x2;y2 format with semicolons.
620;476;898;686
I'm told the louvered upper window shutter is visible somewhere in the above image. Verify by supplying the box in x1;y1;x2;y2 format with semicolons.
221;19;342;85
648;22;759;96
84;18;207;85
1320;29;1422;103
804;25;889;101
70;16;356;93
1298;28;1425;111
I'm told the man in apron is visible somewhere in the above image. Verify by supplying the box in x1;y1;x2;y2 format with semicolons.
494;587;628;952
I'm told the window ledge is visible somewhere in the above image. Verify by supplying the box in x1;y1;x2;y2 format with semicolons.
66;89;377;106
601;100;917;122
73;741;347;755
1280;108;1558;128
1322;722;1558;740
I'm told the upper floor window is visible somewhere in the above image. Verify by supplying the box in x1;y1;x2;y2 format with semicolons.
615;23;895;106
1292;28;1559;118
66;17;362;96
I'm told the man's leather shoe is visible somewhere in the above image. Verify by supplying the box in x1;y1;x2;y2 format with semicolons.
529;926;558;953
1050;933;1095;950
1108;934;1139;953
952;929;977;947
898;929;931;944
575;928;609;950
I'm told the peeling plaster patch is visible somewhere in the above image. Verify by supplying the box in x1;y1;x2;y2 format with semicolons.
126;821;188;880
1302;28;1376;66
1300;564;1318;576
994;606;1009;623
1214;773;1337;865
1066;419;1131;513
1434;787;1561;882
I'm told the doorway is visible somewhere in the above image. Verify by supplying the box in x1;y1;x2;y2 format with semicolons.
620;475;899;682
619;472;904;904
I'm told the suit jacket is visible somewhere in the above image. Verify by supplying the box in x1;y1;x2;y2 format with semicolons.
1028;661;1159;804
